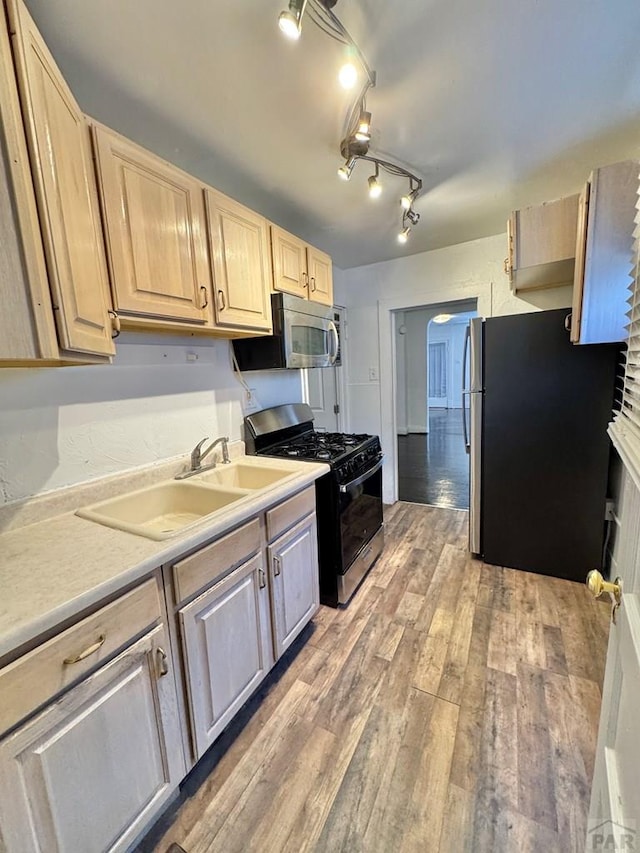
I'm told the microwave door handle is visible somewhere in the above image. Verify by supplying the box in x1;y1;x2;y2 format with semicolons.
328;320;339;364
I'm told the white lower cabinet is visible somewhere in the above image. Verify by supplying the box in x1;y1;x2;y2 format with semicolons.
0;624;185;853
269;512;320;659
179;552;272;759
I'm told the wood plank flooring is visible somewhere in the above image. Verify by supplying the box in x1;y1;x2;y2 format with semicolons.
140;503;611;853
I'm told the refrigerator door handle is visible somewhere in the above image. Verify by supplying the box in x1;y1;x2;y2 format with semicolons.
462;392;470;453
462;324;471;453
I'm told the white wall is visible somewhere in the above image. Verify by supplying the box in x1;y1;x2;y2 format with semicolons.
395;313;407;434
0;334;303;504
428;321;468;410
405;308;437;432
335;232;573;502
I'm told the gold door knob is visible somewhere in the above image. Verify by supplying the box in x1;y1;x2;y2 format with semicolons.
586;570;622;604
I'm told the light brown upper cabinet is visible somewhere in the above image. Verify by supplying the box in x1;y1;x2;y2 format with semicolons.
271;225;333;306
204;188;272;332
307;245;333;306
506;194;579;293
570;160;638;345
91;124;214;330
3;0;115;362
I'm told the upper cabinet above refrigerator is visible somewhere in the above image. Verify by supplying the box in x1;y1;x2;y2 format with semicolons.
505;194;579;293
569;160;638;345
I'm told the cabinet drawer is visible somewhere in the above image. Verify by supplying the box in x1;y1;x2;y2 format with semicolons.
0;577;161;736
172;517;261;604
266;485;316;542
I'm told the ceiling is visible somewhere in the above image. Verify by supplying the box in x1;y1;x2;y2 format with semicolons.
24;0;640;269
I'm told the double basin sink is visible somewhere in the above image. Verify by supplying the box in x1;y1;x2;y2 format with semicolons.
76;460;297;541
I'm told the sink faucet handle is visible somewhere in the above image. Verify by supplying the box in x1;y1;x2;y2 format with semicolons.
220;436;231;463
191;437;209;469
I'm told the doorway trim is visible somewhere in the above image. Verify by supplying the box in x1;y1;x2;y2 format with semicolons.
378;286;490;504
301;305;347;432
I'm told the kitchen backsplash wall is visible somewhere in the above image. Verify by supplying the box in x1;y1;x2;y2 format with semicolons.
0;335;304;505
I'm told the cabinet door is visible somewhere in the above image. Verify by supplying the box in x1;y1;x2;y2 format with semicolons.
7;0;115;358
271;225;309;298
0;625;185;853
92;124;213;326
510;194;579;292
307;245;333;306
269;512;320;659
205;188;272;331
179;553;272;759
571;160;638;345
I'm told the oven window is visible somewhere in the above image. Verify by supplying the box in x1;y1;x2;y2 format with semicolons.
339;465;383;572
291;324;327;356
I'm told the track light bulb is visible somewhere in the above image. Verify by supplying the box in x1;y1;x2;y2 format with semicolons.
278;10;301;38
398;226;411;244
339;62;358;89
368;174;382;199
401;189;418;210
278;0;306;39
338;157;356;181
354;111;372;143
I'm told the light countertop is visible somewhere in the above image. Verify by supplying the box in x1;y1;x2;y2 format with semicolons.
0;454;329;661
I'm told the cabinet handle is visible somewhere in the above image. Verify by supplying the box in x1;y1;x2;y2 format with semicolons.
273;555;281;577
63;634;106;665
218;289;226;311
503;257;510;276
258;567;266;589
108;310;121;339
200;286;209;310
564;313;572;333
156;647;169;677
302;272;309;290
310;276;316;292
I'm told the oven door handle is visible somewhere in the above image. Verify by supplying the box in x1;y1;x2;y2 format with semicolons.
339;455;384;492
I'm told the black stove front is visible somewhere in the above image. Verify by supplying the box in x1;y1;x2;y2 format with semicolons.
244;403;385;606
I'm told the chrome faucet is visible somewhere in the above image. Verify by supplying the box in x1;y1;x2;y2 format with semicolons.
176;435;230;479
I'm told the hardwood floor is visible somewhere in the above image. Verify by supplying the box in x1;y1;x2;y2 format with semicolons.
398;409;469;509
140;503;610;853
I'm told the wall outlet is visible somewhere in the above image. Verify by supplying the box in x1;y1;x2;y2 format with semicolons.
369;366;379;381
243;388;260;414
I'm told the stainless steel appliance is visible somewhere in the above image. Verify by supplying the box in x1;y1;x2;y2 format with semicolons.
232;293;339;370
463;308;618;581
244;403;384;606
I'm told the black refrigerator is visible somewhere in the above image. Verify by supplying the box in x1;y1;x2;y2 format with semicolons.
464;308;618;582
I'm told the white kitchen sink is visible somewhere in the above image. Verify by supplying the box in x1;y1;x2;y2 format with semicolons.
76;481;250;540
193;462;295;490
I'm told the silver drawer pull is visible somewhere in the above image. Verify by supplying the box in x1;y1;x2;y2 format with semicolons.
63;634;106;665
259;567;266;589
273;555;281;577
156;647;169;677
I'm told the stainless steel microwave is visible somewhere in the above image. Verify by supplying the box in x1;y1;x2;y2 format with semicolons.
232;293;339;370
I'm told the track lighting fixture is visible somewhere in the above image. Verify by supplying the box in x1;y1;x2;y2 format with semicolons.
339;61;358;89
337;157;356;181
278;0;307;40
368;165;382;199
401;186;419;211
354;110;372;143
277;0;423;243
398;226;411;244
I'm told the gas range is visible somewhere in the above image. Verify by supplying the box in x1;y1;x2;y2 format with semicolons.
244;403;385;607
263;430;381;484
